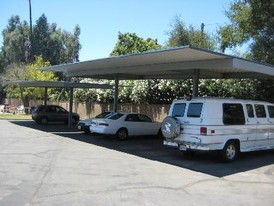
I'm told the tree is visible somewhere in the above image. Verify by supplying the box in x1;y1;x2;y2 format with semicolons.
1;14;82;69
110;32;162;56
2;56;57;107
1;15;29;65
218;0;274;102
167;16;216;50
219;0;274;63
33;14;51;62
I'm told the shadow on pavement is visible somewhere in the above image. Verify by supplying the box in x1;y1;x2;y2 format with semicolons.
11;120;274;178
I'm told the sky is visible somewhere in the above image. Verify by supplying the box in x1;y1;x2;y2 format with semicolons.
1;0;232;62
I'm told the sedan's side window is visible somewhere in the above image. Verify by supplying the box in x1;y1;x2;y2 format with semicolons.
138;114;152;122
46;106;55;113
56;106;66;113
125;114;140;122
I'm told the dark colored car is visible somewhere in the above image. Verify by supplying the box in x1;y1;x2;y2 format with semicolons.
32;105;80;125
77;111;115;134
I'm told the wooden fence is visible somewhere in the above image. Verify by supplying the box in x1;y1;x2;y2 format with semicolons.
4;99;170;122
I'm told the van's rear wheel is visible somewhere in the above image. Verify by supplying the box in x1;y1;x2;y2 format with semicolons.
221;141;239;162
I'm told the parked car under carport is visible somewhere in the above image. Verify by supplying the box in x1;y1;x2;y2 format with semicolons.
89;112;162;140
77;111;115;134
32;105;80;125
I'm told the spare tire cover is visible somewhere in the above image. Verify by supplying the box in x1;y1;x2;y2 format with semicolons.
161;116;181;140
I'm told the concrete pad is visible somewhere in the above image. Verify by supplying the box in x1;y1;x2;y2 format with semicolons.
0;120;274;205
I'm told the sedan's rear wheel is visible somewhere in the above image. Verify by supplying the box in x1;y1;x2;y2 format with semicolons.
40;117;48;125
116;128;128;140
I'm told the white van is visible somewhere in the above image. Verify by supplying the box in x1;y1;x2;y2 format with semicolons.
161;97;274;161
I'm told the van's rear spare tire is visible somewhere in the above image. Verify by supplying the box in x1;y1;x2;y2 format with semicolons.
161;116;181;140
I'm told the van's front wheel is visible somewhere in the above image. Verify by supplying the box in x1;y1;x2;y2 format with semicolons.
221;141;239;162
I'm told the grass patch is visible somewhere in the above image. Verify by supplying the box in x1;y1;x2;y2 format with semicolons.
0;113;32;120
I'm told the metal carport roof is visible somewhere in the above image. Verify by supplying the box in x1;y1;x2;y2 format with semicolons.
5;80;113;89
41;46;274;112
41;46;274;80
2;80;113;127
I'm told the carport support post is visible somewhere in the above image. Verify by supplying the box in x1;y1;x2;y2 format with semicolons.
113;77;119;112
44;87;48;106
68;87;73;128
192;69;200;97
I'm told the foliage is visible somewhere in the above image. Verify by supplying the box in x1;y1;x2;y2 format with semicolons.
218;0;274;63
199;79;256;99
110;32;162;56
1;14;81;70
0;14;81;103
218;0;274;102
1;16;29;65
167;16;216;50
74;79;109;103
2;56;57;106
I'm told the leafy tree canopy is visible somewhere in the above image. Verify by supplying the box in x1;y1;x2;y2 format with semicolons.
2;56;57;106
167;16;216;50
218;0;274;64
110;32;162;56
1;14;81;70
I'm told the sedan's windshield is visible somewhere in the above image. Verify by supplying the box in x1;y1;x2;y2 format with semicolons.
95;111;113;118
108;113;124;120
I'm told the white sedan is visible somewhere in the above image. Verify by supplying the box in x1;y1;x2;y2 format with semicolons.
77;111;115;134
89;112;161;140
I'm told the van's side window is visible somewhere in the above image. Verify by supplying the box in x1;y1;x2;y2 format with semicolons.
223;103;245;125
255;104;266;118
187;103;203;118
172;103;186;117
267;105;274;118
246;104;254;118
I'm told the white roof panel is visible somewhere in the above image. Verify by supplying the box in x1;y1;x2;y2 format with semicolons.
42;46;274;80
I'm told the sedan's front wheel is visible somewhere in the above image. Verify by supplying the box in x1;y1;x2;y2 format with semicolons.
116;128;128;140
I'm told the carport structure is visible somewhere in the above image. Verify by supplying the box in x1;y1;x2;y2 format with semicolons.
42;46;274;111
3;80;113;127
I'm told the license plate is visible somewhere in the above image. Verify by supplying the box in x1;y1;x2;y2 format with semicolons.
163;140;178;147
179;144;187;151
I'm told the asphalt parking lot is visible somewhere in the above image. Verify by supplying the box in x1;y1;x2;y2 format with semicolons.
0;119;274;205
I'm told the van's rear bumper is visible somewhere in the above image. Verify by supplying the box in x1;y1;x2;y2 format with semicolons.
163;140;212;151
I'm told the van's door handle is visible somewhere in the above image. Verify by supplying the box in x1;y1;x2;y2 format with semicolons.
184;121;189;124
